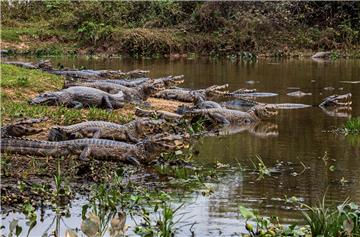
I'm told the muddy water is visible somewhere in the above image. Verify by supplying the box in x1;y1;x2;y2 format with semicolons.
2;57;360;236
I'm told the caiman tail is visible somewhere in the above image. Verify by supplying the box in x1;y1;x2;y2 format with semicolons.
0;137;71;157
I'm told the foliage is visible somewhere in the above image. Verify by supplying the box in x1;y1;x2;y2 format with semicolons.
343;118;360;135
239;205;310;237
1;2;359;57
301;197;360;236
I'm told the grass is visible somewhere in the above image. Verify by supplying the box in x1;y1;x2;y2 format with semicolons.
343;118;360;135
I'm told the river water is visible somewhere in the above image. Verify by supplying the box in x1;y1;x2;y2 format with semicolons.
1;57;360;236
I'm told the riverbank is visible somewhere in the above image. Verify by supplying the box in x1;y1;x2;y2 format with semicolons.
2;2;360;58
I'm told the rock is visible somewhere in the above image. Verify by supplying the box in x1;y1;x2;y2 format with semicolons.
311;51;332;58
286;91;312;97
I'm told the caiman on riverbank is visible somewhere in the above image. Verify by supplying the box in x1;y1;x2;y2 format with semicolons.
48;118;177;143
153;84;229;102
1;133;187;164
64;80;164;103
29;86;125;110
3;60;149;80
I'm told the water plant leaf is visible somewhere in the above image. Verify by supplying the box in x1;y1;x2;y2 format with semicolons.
239;205;256;220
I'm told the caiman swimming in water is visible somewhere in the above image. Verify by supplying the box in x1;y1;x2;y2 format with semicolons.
48;118;177;143
1;133;187;164
29;86;125;110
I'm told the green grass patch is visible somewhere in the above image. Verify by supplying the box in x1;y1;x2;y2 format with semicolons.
1;64;63;95
343;118;360;135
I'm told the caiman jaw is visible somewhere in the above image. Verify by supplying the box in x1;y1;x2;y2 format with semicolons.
253;104;278;120
320;93;352;107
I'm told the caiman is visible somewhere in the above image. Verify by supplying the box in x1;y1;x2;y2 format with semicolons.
48;118;175;143
184;104;278;125
153;84;229;102
1;133;187;164
1;118;47;138
63;80;164;102
135;107;183;121
90;75;185;88
221;93;352;111
4;60;149;79
29;86;125;110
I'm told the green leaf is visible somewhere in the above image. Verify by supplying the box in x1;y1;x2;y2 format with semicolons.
15;226;22;236
239;205;256;220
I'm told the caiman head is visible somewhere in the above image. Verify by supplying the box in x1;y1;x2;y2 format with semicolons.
143;133;189;155
29;91;63;105
48;127;78;141
249;104;278;120
162;75;185;88
142;80;165;98
319;93;352;107
135;118;176;136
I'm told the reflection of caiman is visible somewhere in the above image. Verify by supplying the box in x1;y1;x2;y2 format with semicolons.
64;80;164;102
29;86;125;110
153;84;229;102
1;133;187;164
213;122;278;138
48;118;176;143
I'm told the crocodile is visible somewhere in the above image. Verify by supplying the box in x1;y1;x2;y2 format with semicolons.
51;69;150;80
3;60;150;79
220;93;352;112
29;86;125;110
153;84;229;102
1;118;47;138
88;75;185;88
211;89;278;98
48;118;175;143
135;107;183;121
319;93;352;118
184;104;278;125
286;91;312;97
63;80;164;102
1;133;187;164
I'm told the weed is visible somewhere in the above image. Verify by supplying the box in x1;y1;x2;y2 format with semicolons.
300;197;360;236
250;155;271;180
343;118;360;135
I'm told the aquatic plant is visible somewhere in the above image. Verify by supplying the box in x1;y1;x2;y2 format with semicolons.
343;118;360;135
239;205;309;237
301;197;360;236
250;155;271;180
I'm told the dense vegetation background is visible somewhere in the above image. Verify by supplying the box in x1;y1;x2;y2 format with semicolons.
1;1;360;57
